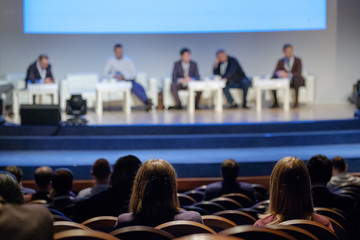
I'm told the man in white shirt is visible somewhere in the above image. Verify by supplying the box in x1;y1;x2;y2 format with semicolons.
104;44;153;111
77;159;111;199
328;156;360;191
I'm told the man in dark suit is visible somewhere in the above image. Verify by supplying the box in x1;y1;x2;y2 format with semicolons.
25;54;54;85
204;159;256;202
213;49;250;109
48;168;76;219
74;155;142;222
31;166;53;203
307;154;355;215
171;48;201;109
272;44;305;108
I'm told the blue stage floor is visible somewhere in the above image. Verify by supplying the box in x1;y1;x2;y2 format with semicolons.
2;143;360;179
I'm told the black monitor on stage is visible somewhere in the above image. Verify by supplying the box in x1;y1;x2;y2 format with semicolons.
20;105;61;126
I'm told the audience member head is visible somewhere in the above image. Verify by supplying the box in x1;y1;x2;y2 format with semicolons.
216;49;228;63
129;159;180;221
180;48;191;63
5;166;23;185
0;171;24;204
92;158;111;184
38;54;49;69
52;168;73;196
283;44;293;59
332;156;348;176
114;43;123;59
307;154;332;185
268;157;313;222
34;166;53;192
221;159;239;182
110;155;142;188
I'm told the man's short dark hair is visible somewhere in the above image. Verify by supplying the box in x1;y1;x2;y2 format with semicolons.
114;44;123;49
92;158;111;180
4;166;23;183
216;49;226;55
307;155;332;184
35;166;53;188
332;156;346;173
283;44;293;51
52;168;73;196
180;48;191;56
221;159;239;182
38;54;49;61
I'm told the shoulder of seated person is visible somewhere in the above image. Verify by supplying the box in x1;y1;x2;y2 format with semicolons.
177;209;202;220
312;213;332;226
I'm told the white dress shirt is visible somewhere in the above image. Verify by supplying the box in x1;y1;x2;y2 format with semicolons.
181;61;190;78
103;55;136;80
36;61;47;81
220;61;228;76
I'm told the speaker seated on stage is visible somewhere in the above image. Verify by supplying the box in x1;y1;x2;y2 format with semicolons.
213;49;251;109
74;155;142;222
203;159;256;202
25;54;55;104
254;157;333;231
103;43;154;111
77;158;111;199
115;159;203;228
30;166;53;203
307;154;356;215
271;44;305;108
48;168;76;218
5;166;35;201
328;156;360;192
171;48;202;110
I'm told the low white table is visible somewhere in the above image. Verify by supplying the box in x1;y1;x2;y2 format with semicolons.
95;81;132;116
253;78;290;112
13;83;59;117
188;80;226;113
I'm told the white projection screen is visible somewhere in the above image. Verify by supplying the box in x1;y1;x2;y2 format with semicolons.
24;0;326;34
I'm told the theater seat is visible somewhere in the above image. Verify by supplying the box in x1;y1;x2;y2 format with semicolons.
155;220;216;238
110;226;174;240
174;234;245;240
53;221;91;234
202;215;237;232
82;216;118;233
219;225;296;240
268;224;318;240
214;210;256;226
281;219;339;240
54;229;119;240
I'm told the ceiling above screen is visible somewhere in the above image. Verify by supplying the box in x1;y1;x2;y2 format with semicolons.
23;0;326;34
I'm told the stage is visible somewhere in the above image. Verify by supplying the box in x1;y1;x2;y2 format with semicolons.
1;104;360;180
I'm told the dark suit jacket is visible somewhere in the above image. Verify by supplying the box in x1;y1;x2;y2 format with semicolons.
272;57;305;86
74;186;131;222
204;181;256;202
25;61;53;85
172;60;200;83
311;185;355;214
213;56;247;83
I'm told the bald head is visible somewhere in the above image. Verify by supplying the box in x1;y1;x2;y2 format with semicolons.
35;166;53;191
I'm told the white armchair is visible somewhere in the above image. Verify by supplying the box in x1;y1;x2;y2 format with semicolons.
60;72;158;110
